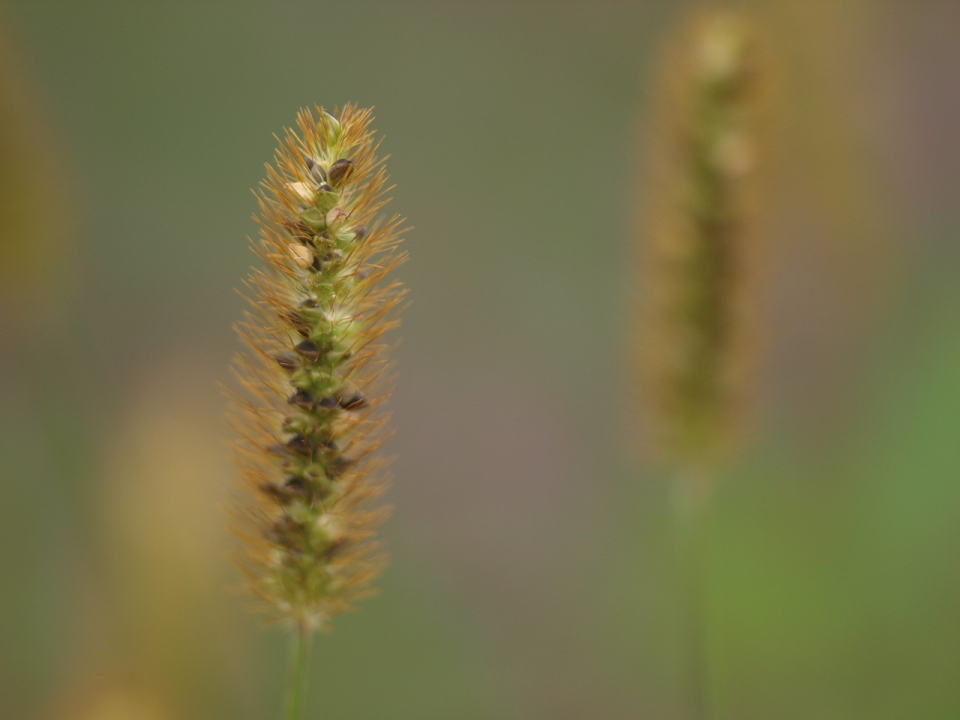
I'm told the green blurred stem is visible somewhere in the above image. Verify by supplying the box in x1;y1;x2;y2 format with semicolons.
675;469;711;720
285;623;312;720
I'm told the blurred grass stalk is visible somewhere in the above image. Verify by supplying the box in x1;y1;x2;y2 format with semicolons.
638;8;766;718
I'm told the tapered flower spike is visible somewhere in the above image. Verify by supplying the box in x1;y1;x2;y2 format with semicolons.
635;12;768;720
639;9;765;473
227;105;407;634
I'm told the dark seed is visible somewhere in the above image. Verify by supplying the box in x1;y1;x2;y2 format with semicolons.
324;539;350;558
259;483;288;502
340;394;367;410
327;455;355;476
259;477;310;504
289;390;314;408
268;517;300;547
317;396;340;409
286;435;313;456
267;443;289;458
317;183;334;194
296;340;322;362
353;225;367;241
328;158;354;186
285;476;307;491
275;354;298;371
259;482;282;497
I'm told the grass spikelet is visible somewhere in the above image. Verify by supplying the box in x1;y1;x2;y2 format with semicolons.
227;105;406;637
639;8;765;474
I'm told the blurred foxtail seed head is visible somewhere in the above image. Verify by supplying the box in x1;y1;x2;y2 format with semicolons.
637;9;767;473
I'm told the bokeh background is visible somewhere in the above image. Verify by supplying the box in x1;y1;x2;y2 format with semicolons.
2;1;959;719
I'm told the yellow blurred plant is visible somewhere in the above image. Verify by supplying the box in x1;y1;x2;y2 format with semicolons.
640;8;765;478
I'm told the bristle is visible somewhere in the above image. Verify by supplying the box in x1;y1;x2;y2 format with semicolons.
638;10;766;470
227;105;406;631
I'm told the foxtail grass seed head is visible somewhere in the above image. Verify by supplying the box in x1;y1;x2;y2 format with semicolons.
228;105;406;632
638;10;766;471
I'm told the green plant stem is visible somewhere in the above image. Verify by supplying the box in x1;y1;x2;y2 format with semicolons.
675;469;711;720
285;623;311;720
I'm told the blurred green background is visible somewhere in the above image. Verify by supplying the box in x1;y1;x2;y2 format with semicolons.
1;1;959;719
